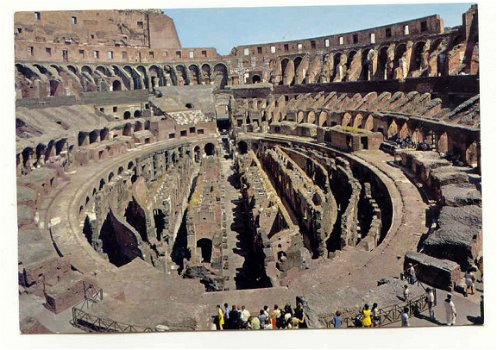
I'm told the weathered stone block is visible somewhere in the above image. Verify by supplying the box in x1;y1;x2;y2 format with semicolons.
404;251;461;291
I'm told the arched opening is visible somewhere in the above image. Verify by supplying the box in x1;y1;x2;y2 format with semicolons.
307;111;316;124
364;115;374;131
188;65;201;85
194;146;201;163
204;143;215;156
437;132;449;154
49;80;60;96
411;41;426;72
175;65;189;86
123;111;131;120
136;66;149;89
393;44;407;74
201;64;211;84
318;111;327;126
197;238;212;263
378;47;389;80
342;113;352;127
252;75;261;84
124;200;148;242
346;51;357;71
238;141;248;154
213;63;228;89
134;110;142;118
123;123;132;136
185;103;194;109
353;114;363;128
280;59;289;85
112;80;122;91
100;128;109;141
89;130;99;144
99;211;142;267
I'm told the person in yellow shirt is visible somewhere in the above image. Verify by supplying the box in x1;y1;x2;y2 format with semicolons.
217;305;225;330
362;304;372;327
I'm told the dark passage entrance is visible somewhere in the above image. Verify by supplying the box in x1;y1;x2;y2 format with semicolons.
197;238;212;263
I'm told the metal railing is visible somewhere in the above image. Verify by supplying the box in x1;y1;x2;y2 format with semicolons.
319;285;437;328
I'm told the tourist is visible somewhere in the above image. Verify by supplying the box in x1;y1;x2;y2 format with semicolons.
444;293;457;326
249;315;260;330
258;309;269;329
425;287;435;320
223;303;230;323
362;304;372;327
465;269;476;296
331;311;342;328
403;284;410;301
293;302;307;328
271;304;281;329
277;310;288;329
406;263;417;284
401;307;409;327
371;303;380;327
284;303;294;317
263;305;270;319
216;305;225;330
240;305;251;328
228;305;241;329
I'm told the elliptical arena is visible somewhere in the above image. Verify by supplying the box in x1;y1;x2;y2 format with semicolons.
15;6;482;332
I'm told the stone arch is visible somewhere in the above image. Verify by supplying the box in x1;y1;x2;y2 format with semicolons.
411;41;426;73
387;120;398;138
465;141;478;166
124;66;142;90
175;65;189;86
346;51;357;71
201;64;211;84
96;65;112;77
292;56;303;86
252;74;261;84
123;123;132;136
363;114;374;131
136;65;149;89
112;80;122;91
398;122;410;139
67;65;78;74
393;44;408;74
123;111;131;120
213;63;228;89
342;113;352;127
377;47;389;80
89;130;99;144
297;111;305;123
437;131;449;154
280;58;290;85
164;65;177;86
148;65;165;88
318;111;327;126
194;145;201;163
352;113;363;128
307;111;316;124
112;65;131;90
134;110;142;118
188;64;201;85
100;127;109;141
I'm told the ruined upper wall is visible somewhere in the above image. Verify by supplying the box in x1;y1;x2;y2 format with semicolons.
15;10;181;49
14;10;224;64
231;15;444;57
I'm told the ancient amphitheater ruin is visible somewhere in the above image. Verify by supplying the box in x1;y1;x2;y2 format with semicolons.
15;6;482;333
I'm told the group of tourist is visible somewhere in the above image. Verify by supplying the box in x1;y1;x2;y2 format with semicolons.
213;302;307;330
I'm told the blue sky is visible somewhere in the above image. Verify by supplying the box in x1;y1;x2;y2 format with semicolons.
166;3;473;55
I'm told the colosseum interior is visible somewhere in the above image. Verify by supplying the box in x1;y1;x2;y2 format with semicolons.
14;5;483;334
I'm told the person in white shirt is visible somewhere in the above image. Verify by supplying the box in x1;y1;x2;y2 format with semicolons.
403;285;410;301
240;305;251;328
444;294;457;326
465;270;475;295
